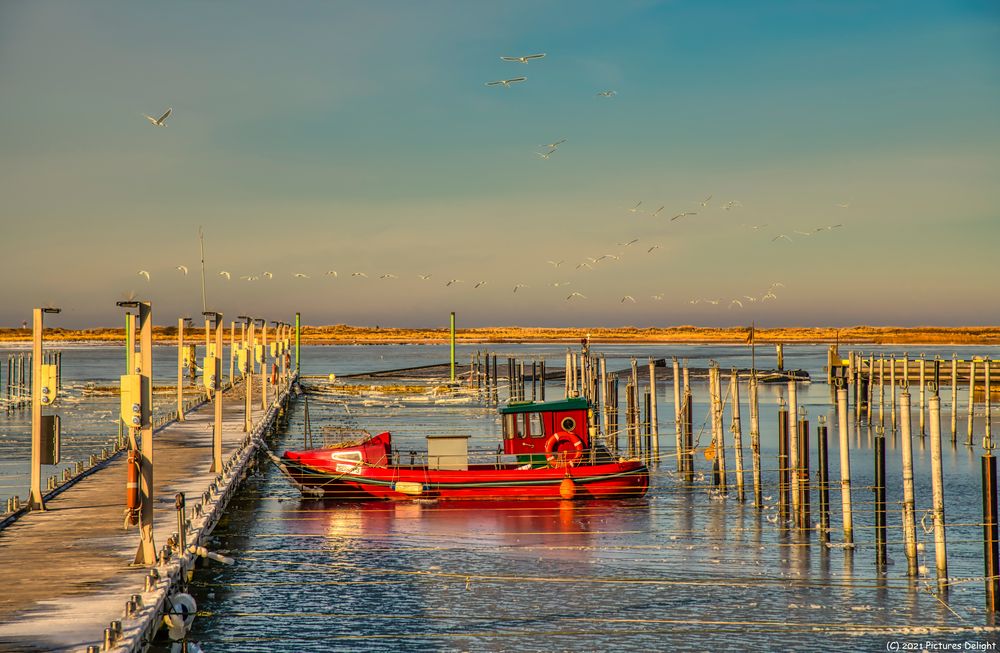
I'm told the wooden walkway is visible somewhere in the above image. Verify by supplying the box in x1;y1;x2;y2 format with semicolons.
0;378;291;652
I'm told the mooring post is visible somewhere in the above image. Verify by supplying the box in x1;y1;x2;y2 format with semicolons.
449;311;456;383
837;387;854;546
929;395;949;590
649;358;659;465
229;321;236;385
874;422;887;569
986;358;992;450
731;369;744;502
919;354;927;437
854;352;862;424
878;356;885;427
776;343;784;371
204;311;224;473
890;355;897;431
750;372;762;509
866;353;874;425
28;307;60;511
177;318;187;422
797;408;810;531
564;349;571;398
900;392;918;577
712;366;727;492
259;319;268;409
788;381;800;517
778;397;789;522
119;300;155;566
539;358;546;401
600;355;608;436
951;354;959;442
817;415;830;544
295;312;301;375
982;385;999;614
969;358;977;446
672;358;681;468
239;316;254;432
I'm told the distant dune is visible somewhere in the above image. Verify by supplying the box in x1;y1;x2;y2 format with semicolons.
2;325;1000;345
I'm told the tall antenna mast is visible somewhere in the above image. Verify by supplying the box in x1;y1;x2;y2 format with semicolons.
198;227;207;313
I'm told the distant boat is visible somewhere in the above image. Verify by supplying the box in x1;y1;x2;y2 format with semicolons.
278;397;649;501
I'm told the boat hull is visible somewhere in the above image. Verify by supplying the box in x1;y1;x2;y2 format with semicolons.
279;455;649;501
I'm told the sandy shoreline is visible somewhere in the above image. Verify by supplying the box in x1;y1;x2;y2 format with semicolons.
2;325;1000;345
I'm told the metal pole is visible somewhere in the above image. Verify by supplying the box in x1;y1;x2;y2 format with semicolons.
212;315;223;473
797;410;810;531
135;302;155;565
295;311;301;375
788;381;800;516
919;355;927;436
951;354;959;442
778;399;789;522
649;358;659;465
969;358;977;446
875;422;887;568
261;321;268;409
837;387;854;546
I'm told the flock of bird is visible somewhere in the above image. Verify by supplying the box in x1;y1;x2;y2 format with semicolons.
137;51;849;311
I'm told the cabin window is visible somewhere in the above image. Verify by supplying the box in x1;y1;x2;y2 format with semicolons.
560;416;576;432
504;414;524;439
527;412;544;438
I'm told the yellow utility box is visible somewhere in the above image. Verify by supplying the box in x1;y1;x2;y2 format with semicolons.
120;374;143;427
203;356;219;390
39;364;58;406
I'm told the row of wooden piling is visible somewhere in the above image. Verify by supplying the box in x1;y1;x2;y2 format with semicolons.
3;352;62;412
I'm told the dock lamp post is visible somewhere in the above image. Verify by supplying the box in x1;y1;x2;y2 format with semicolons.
255;318;268;410
203;311;224;473
238;315;254;432
28;307;61;512
116;300;156;566
276;321;289;387
177;317;192;422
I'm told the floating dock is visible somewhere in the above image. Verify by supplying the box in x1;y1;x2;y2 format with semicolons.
0;377;294;652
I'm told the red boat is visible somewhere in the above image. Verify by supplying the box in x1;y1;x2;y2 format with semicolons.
279;397;649;501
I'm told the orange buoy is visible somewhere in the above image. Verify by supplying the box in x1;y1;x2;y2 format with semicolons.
704;445;716;461
559;476;576;500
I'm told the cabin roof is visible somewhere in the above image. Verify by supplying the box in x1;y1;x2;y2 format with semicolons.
499;397;589;415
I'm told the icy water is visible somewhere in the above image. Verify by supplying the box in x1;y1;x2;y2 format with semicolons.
3;343;1000;651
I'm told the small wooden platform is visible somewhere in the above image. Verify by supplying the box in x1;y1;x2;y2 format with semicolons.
0;380;283;652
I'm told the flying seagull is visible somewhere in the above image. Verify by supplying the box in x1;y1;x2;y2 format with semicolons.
551;281;571;287
576;262;592;270
729;299;744;309
701;195;712;207
293;273;309;279
143;108;172;127
501;53;546;63
219;271;231;280
651;293;664;301
628;201;643;214
418;274;432;280
486;77;527;88
176;265;188;275
597;90;617;97
474;281;487;288
620;295;636;303
537;148;556;160
547;260;564;268
647;245;661;254
836;203;850;209
446;279;463;286
771;234;793;243
618;239;639;247
379;274;397;279
137;270;150;281
326;270;338;277
566;292;587;300
351;272;368;278
513;283;528;293
671;211;697;221
540;139;566;149
263;271;273;279
649;206;665;217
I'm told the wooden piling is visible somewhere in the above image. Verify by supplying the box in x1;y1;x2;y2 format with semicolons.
951;355;959;442
929;395;949;589
788;382;800;516
968;358;977;446
866;353;874;425
711;366;727;492
672;358;682;471
564;349;571;398
539;359;546;401
878;356;885;427
749;373;762;509
648;358;659;464
900;392;918;577
778;399;789;521
837;388;854;546
890;355;897;430
919;355;927;437
731;369;745;502
875;422;887;568
987;358;992;448
983;443;999;614
817;416;830;544
797;411;810;530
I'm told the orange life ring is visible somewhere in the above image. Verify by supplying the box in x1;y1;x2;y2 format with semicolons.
544;431;584;467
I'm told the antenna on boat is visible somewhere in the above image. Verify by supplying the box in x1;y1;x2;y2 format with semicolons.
198;227;207;314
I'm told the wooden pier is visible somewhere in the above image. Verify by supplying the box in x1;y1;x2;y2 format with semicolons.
0;377;294;652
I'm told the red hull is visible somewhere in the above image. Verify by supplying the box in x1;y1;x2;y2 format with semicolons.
280;437;648;501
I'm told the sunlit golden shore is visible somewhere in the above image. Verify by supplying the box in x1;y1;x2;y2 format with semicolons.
2;325;1000;345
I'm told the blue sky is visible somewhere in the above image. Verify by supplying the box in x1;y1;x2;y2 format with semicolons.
1;1;998;328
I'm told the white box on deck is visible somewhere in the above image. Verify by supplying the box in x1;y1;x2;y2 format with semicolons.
426;435;470;471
